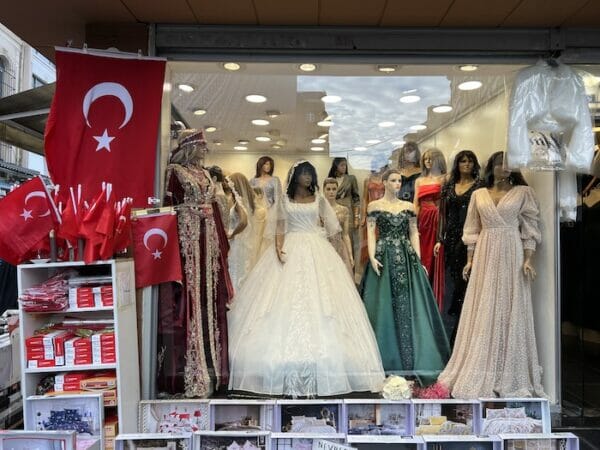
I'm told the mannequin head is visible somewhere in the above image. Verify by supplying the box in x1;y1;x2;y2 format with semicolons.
255;156;275;178
421;148;447;176
397;141;421;169
208;165;224;183
228;172;256;213
382;169;402;195
169;130;207;166
287;160;318;199
323;178;339;201
483;151;528;188
328;157;349;178
448;150;480;184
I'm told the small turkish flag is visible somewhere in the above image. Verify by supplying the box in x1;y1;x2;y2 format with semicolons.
0;177;60;265
131;212;182;288
44;48;166;208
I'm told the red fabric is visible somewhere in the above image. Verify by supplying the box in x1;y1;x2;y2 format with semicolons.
417;183;442;278
132;213;182;288
112;200;132;253
79;189;106;263
44;49;166;208
97;192;116;260
0;177;59;265
57;195;79;244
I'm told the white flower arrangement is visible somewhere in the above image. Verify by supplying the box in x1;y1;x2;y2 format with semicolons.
382;375;413;400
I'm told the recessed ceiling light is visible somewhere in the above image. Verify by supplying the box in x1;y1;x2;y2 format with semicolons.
193;108;207;116
246;94;267;103
459;64;479;72
403;89;417;94
311;138;326;144
321;95;342;104
212;140;223;146
317;120;333;127
234;145;247;151
251;119;270;126
458;81;482;91
205;126;217;132
256;136;271;142
392;140;405;146
299;63;317;72
223;62;241;71
354;147;367;151
276;139;287;146
178;83;194;93
238;139;250;145
400;95;421;104
366;139;381;144
266;110;281;118
410;124;427;131
378;121;395;128
318;133;329;139
377;65;398;73
271;144;282;149
432;105;453;113
311;146;324;151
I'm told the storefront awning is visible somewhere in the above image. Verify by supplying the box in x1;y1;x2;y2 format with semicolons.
0;83;55;156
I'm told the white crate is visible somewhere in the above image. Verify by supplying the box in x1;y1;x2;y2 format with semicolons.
499;432;579;450
422;434;502;450
275;400;344;434
139;399;210;433
115;432;193;449
209;399;276;431
479;398;551;435
412;399;481;436
193;430;270;450
343;399;414;437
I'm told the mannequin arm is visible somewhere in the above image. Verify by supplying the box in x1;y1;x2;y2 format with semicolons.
408;215;421;259
413;179;421;216
228;201;248;239
366;208;382;275
523;248;537;279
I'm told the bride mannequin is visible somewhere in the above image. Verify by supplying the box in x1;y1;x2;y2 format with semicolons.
228;160;384;397
360;169;449;386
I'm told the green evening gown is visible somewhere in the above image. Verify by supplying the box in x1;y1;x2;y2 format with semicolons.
360;209;450;386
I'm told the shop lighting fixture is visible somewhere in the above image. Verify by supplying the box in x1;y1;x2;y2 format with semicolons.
318;133;329;139
205;126;217;132
400;95;421;103
178;83;195;92
299;63;317;72
271;144;282;149
317;120;333;127
251;119;270;126
212;140;223;146
246;94;267;103
366;139;381;144
234;145;248;150
223;62;241;71
459;64;479;72
378;121;395;128
193;109;207;115
256;136;271;142
238;139;250;145
354;147;367;151
432;105;453;113
410;124;427;131
311;138;326;144
458;81;482;91
377;65;398;73
311;146;324;151
321;95;342;103
276;139;287;146
266;110;281;118
392;140;405;146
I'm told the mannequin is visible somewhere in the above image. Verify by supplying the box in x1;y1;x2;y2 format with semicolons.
208;165;230;228
159;130;233;397
433;150;482;344
437;151;546;399
359;166;385;270
323;177;354;275
360;169;450;386
251;186;269;262
327;157;360;229
250;156;283;255
228;160;384;397
396;141;422;202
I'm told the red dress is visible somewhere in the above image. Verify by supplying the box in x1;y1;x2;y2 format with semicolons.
417;183;444;309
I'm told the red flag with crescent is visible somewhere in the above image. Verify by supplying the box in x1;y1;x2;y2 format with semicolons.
131;212;182;288
44;48;166;208
0;176;60;265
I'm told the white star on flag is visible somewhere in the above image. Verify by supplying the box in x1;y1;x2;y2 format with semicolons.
20;208;33;221
93;129;115;152
152;249;162;260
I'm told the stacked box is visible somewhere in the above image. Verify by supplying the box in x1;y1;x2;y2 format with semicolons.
92;331;116;364
25;330;73;368
54;372;88;392
68;284;113;309
65;337;93;366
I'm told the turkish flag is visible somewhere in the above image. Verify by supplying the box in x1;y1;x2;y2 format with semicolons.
44;48;166;208
131;212;182;288
113;198;132;253
0;177;60;265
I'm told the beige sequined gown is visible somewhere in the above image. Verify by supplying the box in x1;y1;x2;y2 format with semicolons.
438;186;546;398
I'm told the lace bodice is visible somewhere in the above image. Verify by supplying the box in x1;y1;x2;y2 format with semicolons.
165;164;214;206
368;210;419;261
250;176;282;208
283;195;340;236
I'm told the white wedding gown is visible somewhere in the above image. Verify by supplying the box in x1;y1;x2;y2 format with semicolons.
228;194;385;397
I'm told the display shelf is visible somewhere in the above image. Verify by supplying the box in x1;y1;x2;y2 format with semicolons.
270;432;346;450
412;399;481;436
193;430;270;450
422;435;502;450
139;399;210;433
498;432;579;450
115;432;193;450
18;259;140;438
275;399;344;434
0;430;79;450
343;398;414;437
210;399;276;431
478;397;550;435
347;435;425;450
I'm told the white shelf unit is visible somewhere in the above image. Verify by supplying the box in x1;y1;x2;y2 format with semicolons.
478;397;551;435
270;432;346;450
412;399;481;436
275;399;344;434
193;430;271;450
422;435;502;450
498;432;580;450
18;259;140;435
343;398;414;437
209;399;276;431
139;399;211;433
115;432;193;450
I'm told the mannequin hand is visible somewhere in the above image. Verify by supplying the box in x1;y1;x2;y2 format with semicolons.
433;242;441;257
523;260;536;280
360;217;366;227
422;265;428;276
462;262;472;281
276;247;287;264
353;216;360;228
370;257;382;276
350;257;355;268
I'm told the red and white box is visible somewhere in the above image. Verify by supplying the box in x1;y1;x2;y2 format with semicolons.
54;372;88;391
28;359;56;368
25;330;73;366
92;331;116;364
65;337;93;366
69;284;113;309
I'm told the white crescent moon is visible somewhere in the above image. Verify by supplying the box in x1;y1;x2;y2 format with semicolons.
143;228;168;250
24;191;50;217
82;82;133;129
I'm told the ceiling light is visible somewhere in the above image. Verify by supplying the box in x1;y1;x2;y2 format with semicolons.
234;145;248;151
318;133;329;139
458;80;482;91
432;105;453;113
392;140;405;146
410;124;427;131
317;120;333;127
299;63;317;72
354;147;367;151
366;139;381;144
311;146;324;151
377;65;398;73
311;138;326;144
400;95;421;104
246;94;267;103
212;140;223;146
223;62;241;71
238;139;249;145
459;64;479;72
193;108;207;116
271;144;282;149
403;89;417;94
251;119;270;126
205;126;217;132
276;139;287;146
256;136;271;142
266;110;281;118
321;95;342;104
378;121;395;128
178;83;195;92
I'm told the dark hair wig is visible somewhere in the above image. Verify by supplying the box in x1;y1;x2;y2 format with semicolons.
483;151;528;188
327;157;349;178
447;150;480;185
287;161;319;199
255;156;275;178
